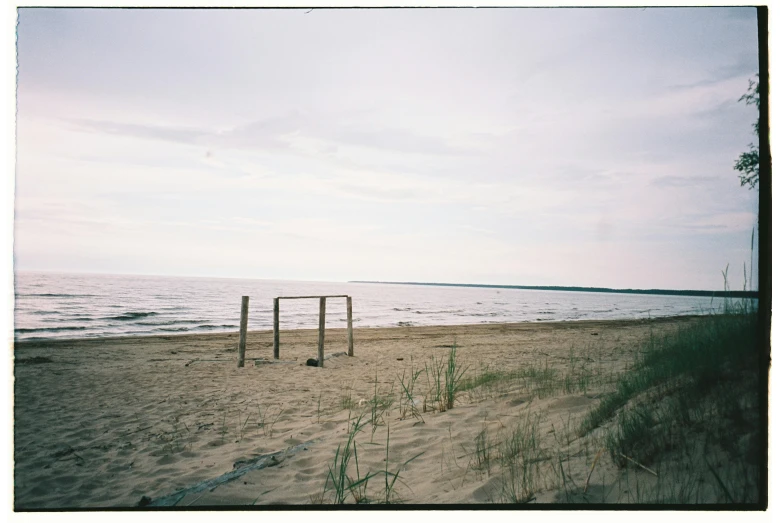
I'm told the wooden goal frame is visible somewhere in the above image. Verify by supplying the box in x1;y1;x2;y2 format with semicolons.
273;295;353;367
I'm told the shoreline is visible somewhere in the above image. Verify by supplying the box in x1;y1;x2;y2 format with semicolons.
13;314;707;348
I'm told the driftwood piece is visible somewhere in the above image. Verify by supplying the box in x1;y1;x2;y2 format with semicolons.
583;447;604;494
145;440;316;507
619;452;658;476
185;359;232;366
253;359;297;365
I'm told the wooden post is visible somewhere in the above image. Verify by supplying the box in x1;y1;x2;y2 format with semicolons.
237;296;249;368
273;298;280;359
318;296;326;367
346;296;353;356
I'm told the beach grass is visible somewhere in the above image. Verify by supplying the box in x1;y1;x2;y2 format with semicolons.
581;309;758;434
459;352;606;401
576;301;761;503
443;301;760;504
318;412;422;504
321;412;375;504
397;357;424;423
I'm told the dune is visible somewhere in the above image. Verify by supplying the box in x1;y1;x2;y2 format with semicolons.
13;315;759;508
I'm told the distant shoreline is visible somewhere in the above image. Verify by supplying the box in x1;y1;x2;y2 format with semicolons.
350;280;759;299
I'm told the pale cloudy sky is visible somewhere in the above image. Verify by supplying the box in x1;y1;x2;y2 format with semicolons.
15;7;760;290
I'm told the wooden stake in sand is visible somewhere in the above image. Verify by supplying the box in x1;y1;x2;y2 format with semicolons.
347;296;354;357
273;297;280;359
237;295;249;368
318;296;326;367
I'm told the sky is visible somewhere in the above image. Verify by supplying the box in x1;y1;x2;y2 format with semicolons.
14;7;761;290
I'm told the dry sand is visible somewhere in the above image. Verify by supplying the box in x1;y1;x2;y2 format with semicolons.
14;316;707;508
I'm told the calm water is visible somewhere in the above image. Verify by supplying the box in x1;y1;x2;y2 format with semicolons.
14;271;726;341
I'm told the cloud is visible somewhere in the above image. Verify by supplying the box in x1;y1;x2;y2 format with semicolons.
668;60;758;91
15;198;144;236
65;111;474;159
650;175;720;188
460;225;497;236
333;126;473;156
67;118;207;144
660;212;757;234
333;183;419;202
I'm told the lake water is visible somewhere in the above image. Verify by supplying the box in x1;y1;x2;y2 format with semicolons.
14;271;727;341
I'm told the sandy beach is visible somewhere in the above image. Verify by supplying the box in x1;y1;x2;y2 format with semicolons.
13;315;746;507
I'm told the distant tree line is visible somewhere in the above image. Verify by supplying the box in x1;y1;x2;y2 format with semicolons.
351;281;758;299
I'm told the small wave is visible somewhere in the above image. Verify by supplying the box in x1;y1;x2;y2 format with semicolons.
17;293;95;298
152;326;190;332
15;326;88;333
59;315;96;321
195;324;237;330
105;312;159;321
392;307;413;311
135;319;203;326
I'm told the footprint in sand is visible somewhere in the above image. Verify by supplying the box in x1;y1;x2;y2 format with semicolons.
156;455;178;466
